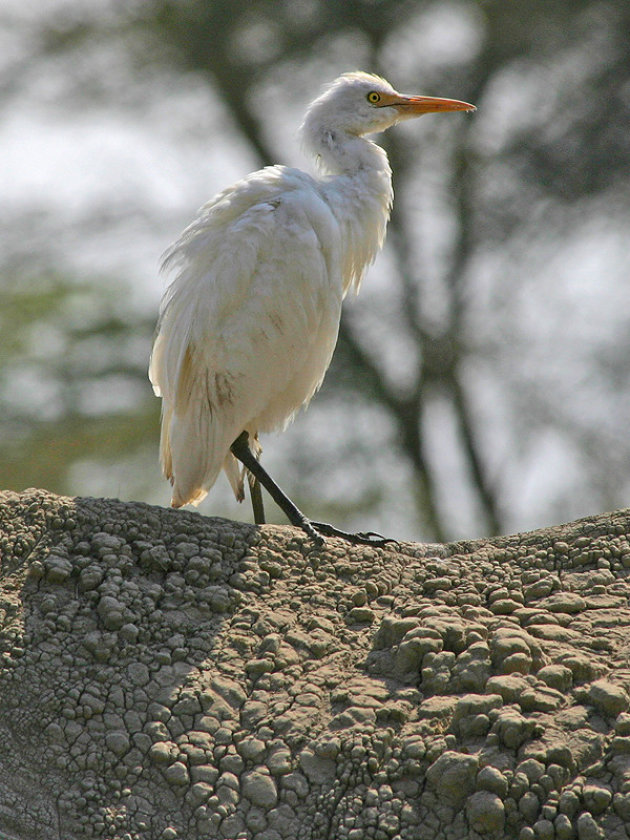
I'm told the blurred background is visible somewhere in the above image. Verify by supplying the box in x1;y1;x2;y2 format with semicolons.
1;0;630;542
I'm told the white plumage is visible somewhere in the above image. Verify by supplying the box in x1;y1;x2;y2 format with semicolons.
149;72;474;522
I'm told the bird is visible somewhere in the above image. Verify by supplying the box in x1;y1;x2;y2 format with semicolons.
149;71;475;545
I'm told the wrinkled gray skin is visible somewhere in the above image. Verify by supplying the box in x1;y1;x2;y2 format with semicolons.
2;490;630;839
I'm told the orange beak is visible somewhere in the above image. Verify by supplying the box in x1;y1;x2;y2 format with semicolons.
386;93;476;115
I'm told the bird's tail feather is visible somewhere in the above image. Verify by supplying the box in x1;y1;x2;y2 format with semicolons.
223;453;245;503
167;404;216;508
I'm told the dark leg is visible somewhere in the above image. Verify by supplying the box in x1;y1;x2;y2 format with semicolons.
249;477;266;525
249;433;266;524
230;431;324;544
230;431;396;547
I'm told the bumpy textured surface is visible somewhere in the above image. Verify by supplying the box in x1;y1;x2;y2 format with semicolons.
2;490;630;839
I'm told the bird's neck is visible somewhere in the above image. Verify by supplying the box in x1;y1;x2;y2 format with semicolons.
312;132;393;295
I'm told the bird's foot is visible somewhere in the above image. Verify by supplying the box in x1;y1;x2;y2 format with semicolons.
295;517;326;547
229;431;395;548
309;521;397;548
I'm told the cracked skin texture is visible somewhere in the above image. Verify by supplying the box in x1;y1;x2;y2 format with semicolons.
3;491;630;838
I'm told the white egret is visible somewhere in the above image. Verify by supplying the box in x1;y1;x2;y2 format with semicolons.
149;71;475;544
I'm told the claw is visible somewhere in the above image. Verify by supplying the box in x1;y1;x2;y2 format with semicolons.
357;531;399;546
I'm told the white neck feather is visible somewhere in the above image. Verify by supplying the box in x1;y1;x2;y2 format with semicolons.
303;128;393;296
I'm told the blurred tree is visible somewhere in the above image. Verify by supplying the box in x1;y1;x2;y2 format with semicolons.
1;0;629;539
0;268;158;496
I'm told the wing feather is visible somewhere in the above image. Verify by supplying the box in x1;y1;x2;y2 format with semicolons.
149;166;344;507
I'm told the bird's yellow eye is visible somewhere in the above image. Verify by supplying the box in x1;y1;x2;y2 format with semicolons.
367;91;381;105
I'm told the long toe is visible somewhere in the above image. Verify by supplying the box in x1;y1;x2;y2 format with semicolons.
310;521;397;547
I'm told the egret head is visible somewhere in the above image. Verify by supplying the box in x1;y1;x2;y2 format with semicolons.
301;71;475;142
